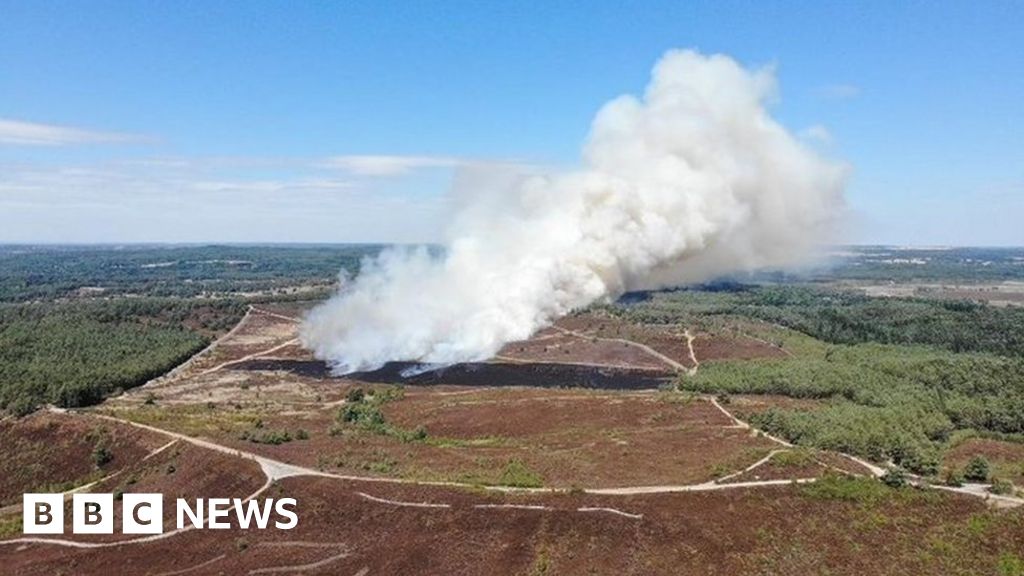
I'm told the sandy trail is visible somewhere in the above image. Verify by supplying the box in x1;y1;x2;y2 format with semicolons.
551;325;688;373
198;338;300;376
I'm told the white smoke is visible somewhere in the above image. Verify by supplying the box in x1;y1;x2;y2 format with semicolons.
302;50;847;373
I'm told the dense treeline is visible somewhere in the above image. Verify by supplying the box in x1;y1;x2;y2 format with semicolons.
684;345;1024;474
613;283;1024;475
735;287;1024;356
0;298;245;415
0;244;380;302
618;285;1024;357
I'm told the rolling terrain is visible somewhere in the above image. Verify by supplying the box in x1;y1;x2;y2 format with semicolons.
2;297;1022;575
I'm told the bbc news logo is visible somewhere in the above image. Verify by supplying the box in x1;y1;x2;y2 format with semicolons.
23;494;298;535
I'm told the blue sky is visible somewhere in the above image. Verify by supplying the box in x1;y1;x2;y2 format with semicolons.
1;1;1021;245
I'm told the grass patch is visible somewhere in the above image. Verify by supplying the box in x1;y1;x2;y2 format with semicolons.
103;405;264;438
426;435;511;449
498;459;543;488
1000;553;1024;576
0;515;20;539
801;474;891;504
770;449;817;468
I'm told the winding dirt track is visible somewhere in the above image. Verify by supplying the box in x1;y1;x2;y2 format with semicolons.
550;325;689;373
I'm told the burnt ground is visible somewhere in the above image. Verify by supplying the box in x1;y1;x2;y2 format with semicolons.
237;359;672;391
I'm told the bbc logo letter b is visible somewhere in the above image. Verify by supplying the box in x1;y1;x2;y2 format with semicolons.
24;494;64;534
73;493;114;534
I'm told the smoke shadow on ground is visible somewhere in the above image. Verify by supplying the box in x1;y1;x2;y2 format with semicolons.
232;359;674;391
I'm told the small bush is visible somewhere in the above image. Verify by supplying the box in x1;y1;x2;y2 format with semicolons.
964;456;991;482
346;387;365;403
399;426;428;443
990;477;1015;496
881;468;908;488
241;429;292;445
295;428;310;440
92;444;113;467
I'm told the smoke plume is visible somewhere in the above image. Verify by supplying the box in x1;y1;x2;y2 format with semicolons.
302;50;847;373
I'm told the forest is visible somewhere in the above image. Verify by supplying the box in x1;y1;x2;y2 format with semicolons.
619;284;1024;356
0;244;380;416
614;285;1024;476
0;244;378;302
0;298;245;415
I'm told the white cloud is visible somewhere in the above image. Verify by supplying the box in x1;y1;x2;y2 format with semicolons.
321;154;463;176
815;83;861;100
188;179;352;194
800;124;833;144
0;118;145;146
0;156;446;243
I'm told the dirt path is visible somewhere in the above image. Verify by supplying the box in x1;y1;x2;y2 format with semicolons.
198;338;300;376
249;307;302;324
139;305;258;389
551;325;688;373
682;329;699;376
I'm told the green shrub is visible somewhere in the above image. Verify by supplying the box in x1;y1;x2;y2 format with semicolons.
335;387;425;442
92;444;113;467
881;468;908;488
989;477;1015;496
964;456;991;482
241;429;292;445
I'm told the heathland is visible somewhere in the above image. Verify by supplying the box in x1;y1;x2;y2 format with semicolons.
0;244;1022;575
